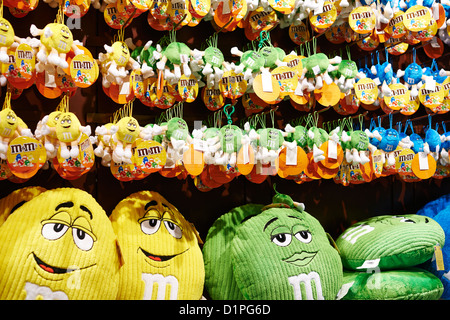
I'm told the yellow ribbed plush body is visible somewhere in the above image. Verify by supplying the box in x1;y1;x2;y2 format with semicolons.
110;191;205;300
0;188;122;300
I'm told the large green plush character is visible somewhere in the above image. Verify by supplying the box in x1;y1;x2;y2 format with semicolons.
204;191;343;300
203;204;264;300
231;206;343;300
336;215;445;271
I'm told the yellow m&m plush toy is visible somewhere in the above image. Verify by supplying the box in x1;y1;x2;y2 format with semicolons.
0;188;122;300
110;191;205;300
0;186;46;227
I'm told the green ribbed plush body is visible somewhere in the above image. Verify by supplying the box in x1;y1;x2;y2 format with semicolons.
231;207;343;300
336;215;445;270
203;204;264;300
340;268;443;300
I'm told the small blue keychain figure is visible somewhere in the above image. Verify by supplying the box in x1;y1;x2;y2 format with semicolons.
424;115;441;160
378;113;400;166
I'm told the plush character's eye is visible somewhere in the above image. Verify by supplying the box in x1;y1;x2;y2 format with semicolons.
164;221;182;239
271;233;292;247
295;230;312;243
400;218;416;223
72;228;94;251
42;223;69;240
141;219;161;235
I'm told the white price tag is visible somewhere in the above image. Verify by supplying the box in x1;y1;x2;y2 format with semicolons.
120;81;130;95
286;145;298;166
193;139;205;152
418;152;429;170
242;143;250;164
328;140;338;160
45;71;56;88
262;71;273;93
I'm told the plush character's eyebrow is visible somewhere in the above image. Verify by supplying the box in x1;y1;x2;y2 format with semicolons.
9;200;26;215
162;203;170;209
79;205;93;220
288;215;302;221
55;201;74;211
263;217;278;231
144;200;158;212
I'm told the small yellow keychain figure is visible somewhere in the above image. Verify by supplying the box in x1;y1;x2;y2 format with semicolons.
41;94;91;159
99;29;140;87
30;4;83;70
0;90;32;160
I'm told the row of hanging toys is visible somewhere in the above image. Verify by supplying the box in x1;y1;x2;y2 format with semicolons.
92;99;164;181
0;87;43;183
34;93;94;180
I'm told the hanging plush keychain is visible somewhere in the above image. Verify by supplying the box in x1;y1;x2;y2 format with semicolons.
96;100;152;164
0;89;33;160
396;48;425;99
0;1;26;64
298;38;342;92
99;28;140;88
30;4;84;71
192;33;225;89
155;23;196;82
336;46;358;93
40;94;91;159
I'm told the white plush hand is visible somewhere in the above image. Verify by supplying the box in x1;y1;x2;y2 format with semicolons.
110;125;118;135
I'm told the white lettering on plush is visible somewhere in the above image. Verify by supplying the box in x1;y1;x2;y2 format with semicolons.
288;271;324;300
24;282;69;300
141;273;179;300
340;224;374;244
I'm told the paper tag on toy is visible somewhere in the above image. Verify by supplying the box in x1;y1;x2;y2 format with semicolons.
328;139;337;160
418;151;429;170
134;140;167;173
418;83;444;107
354;78;378;104
289;22;310;45
271;66;298;98
386;11;406;38
120;81;130;95
178;74;199;103
434;244;445;271
395;148;415;175
403;5;432;32
348;6;376;34
219;70;247;99
45;71;56;88
310;1;336;29
286;144;298;166
70;54;97;88
425;77;437;91
130;69;145;99
201;86;225;111
248;7;278;31
14;43;35;81
262;70;273;93
193;138;206;152
242;142;250;164
6;136;41;179
384;83;410;110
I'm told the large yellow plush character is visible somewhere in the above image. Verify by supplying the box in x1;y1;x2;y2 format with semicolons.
0;188;122;300
110;191;205;300
0;186;46;227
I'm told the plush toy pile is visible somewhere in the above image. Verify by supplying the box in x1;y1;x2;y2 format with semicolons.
335;213;445;300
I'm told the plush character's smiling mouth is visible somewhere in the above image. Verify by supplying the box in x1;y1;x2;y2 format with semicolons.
33;253;73;274
282;251;317;267
32;252;95;274
140;247;188;262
